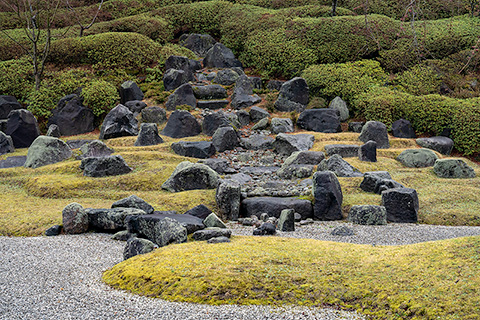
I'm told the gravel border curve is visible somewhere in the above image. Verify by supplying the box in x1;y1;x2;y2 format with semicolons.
0;234;365;320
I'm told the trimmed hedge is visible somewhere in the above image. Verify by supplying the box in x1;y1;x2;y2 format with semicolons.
394;64;442;95
82;80;119;118
355;86;480;155
0;57;33;101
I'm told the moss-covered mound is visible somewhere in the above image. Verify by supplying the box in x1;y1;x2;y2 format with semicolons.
103;235;480;319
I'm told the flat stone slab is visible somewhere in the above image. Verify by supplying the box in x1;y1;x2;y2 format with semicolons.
0;155;26;168
197;100;229;110
416;136;454;155
324;144;360;158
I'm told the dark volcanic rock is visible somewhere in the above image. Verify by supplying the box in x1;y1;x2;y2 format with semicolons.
81;155;132;177
126;215;187;247
358;140;377;162
171;141;216;159
0;131;14;155
192;85;227;100
381;188;419;223
273;133;315;156
202;112;231;136
0;95;22;119
48;94;94;136
0;155;26;168
358;121;389;149
161;110;201;138
123;237;156;260
6;109;40;148
165;83;197;111
125;100;147;116
77;140;114;160
46;124;61;138
163;68;186;91
312;171;343;220
391;119;416;138
324;144;360;158
185;204;213;220
99;104;138;140
141;106;167;124
212;126;239;152
87;207;146;231
112;195;155;214
179;33;217;57
297;109;341;133
216;180;241;221
119;81;144;104
274;77;309;112
241;197;313;220
203;43;243;68
134;123;164;146
416;136;454;155
161;161;219;192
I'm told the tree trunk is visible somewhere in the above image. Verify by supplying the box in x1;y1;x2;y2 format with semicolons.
331;0;338;16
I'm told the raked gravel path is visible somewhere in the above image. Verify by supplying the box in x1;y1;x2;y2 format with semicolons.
2;222;480;320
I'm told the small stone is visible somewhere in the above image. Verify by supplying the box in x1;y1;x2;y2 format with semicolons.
277;209;295;232
358;140;377;162
207;236;231;244
192;227;232;241
123;237;156;260
253;222;276;236
348;205;387;225
45;225;62;236
204;213;227;229
331;226;354;236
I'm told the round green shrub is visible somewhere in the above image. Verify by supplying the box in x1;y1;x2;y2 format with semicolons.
0;57;34;102
394;64;442;96
82;80;119;118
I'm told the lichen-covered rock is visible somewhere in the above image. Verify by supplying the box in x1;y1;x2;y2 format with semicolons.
192;85;227;100
24;136;72;168
162;161;220;192
318;154;363;177
141;106;167;124
283;151;325;166
77;140;114;160
62;203;88;234
273;133;315;156
328;96;349;122
216;180;241;221
46;124;61;138
396;149;438;168
134;123;164;146
360;171;392;193
433;159;476;178
348;205;387;225
99;104;138;140
271;118;294;134
251;117;269;131
277;209;295;232
127;215;187;247
359;121;389;149
312;171;343;220
0;131;14;155
81;155;132;177
192;227;232;241
86;207;146;231
123;237;156;260
204;213;227;228
111;195;155;214
213;69;240;85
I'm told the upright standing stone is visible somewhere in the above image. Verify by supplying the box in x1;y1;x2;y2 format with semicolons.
381;188;419;223
0;95;22;119
328;96;349;122
119;81;144;104
99;104;139;140
6;109;40;148
274;77;309;112
312;171;343;220
48;94;95;136
358;140;377;162
212;126;239;152
161;110;201;138
203;43;243;68
134;123;163;146
359;121;389;149
165;83;197;111
391;119;416;138
179;33;217;57
277;209;295;232
62;203;89;234
216;181;241;221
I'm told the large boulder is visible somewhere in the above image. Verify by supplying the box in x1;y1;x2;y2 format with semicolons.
179;33;217;57
163;68;186;91
192;85;227;100
359;171;392;193
77;140;114;160
416;136;454;155
273;133;315;156
165;83;197;111
241;134;274;150
81;155;132;177
0;131;14;155
213;69;240;85
162;161;220;192
324;144;360;158
433;159;476;178
134;123;164;146
274;77;309;112
0;95;22;119
240;197;313;220
171;141;216;159
212;126;239;152
249;106;270;123
359;121;390;149
312;171;343;220
126;215;187;247
47;94;95;136
141;106;167;124
328;96;349;122
348;205;387;225
271;118;294;134
318;154;363;177
216;180;241;221
396;149;438;168
62;203;89;234
381;188;419;223
123;237;156;260
112;195;155;214
203;43;243;68
161;110;201;138
24;136;72;168
119;81;144;104
124;100;147;117
297;109;341;133
130;212;204;234
231;75;261;109
5;109;40;148
391;119;416;138
202;112;231;136
164;55;199;83
99;104;138;140
358;140;377;162
86;207;146;231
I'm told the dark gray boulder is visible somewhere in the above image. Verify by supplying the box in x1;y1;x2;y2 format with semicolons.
6;109;40;148
0;119;6;132
0;155;26;168
348;122;364;133
433;159;476;178
165;83;197;111
396;149;438;168
374;179;405;194
358;140;377;162
124;100;147;116
46;124;61;138
161;110;201;138
271;118;294;134
0;95;22;119
324;144;360;158
381;188;419;223
236;110;250;127
204;213;227;228
185;204;213;220
274;77;309;112
192;85;227;100
119;81;144;104
253;222;276;236
24;136;72;168
0;131;14;155
283;151;325;166
297;109;341;133
123;237;156;260
359;121;390;149
81;155;132;177
179;33;217;57
62;203;88;234
162;161;219;192
87;207;146;231
99;104;139;140
241;134;274;150
192;227;232;241
391;119;416;138
164;55;200;83
77;140;114;160
348;205;387;225
213;69;240;85
277;209;295;232
134;123;163;146
171;141;216;159
359;171;392;193
318;154;363;177
136;212;205;234
212;126;239;152
202;111;230;136
203;43;243;68
48;94;95;136
266;80;284;91
197;100;229;110
312;171;343;220
416;136;454;155
240;197;313;220
163;68;186;91
67;139;93;149
231;75;261;109
112;195;155;214
141;106;167;124
273;133;315;156
199;158;236;174
249;106;270;123
45;225;62;236
126;215;187;247
328;96;349;122
216;180;241;220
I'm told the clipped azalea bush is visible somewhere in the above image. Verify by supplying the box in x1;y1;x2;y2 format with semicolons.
0;57;34;102
394;64;442;95
82;80;119;119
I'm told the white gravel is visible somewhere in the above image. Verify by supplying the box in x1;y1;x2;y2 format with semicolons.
0;233;365;320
